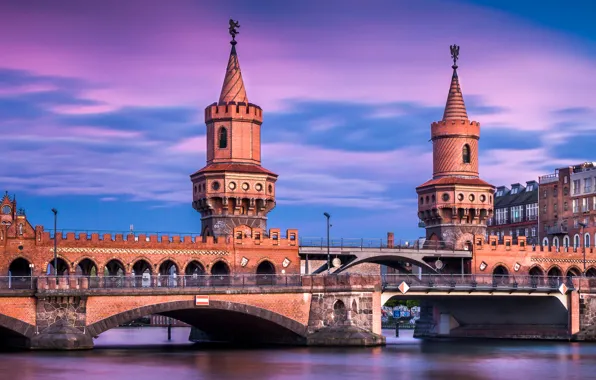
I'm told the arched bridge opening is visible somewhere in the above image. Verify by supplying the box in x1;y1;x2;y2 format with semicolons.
0;314;35;350
87;300;307;346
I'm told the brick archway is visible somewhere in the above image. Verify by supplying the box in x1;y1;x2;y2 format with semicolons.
85;299;308;341
0;313;35;338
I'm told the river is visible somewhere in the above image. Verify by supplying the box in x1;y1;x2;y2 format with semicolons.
0;327;594;379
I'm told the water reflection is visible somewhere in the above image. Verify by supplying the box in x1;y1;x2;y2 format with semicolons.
0;327;594;379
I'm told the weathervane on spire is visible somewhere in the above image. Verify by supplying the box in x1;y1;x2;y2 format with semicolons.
229;19;240;44
450;44;460;69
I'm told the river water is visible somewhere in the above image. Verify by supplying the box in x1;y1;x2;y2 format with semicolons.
0;327;595;380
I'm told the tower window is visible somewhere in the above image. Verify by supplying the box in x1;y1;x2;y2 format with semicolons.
218;127;228;149
462;144;471;164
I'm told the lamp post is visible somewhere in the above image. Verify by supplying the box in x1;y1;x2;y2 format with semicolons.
579;222;588;274
323;212;331;275
51;208;58;279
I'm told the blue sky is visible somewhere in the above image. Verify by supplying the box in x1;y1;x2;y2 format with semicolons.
0;0;594;240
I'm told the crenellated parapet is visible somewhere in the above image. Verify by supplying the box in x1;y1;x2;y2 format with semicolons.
204;102;263;124
431;119;480;140
473;234;596;278
30;226;298;248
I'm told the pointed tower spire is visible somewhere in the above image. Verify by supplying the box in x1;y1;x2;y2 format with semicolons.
442;44;468;121
218;19;248;104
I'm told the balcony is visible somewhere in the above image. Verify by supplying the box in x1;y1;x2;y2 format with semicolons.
547;225;568;235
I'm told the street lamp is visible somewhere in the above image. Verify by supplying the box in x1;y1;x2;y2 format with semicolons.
323;212;331;275
51;208;58;278
579;222;588;274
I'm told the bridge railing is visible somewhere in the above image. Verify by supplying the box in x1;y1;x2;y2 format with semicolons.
0;276;36;290
299;237;457;251
37;274;304;290
382;274;574;291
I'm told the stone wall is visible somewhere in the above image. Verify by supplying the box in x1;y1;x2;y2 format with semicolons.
574;294;596;340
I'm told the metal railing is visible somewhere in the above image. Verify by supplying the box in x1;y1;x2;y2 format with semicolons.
39;274;303;290
299;237;457;251
0;276;36;290
382;274;574;291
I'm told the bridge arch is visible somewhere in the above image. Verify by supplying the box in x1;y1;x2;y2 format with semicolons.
184;260;206;275
45;257;70;275
85;300;307;344
104;258;126;276
8;257;32;277
157;259;179;275
566;266;582;278
74;257;98;276
0;312;35;345
546;265;563;277
334;254;437;274
131;258;154;275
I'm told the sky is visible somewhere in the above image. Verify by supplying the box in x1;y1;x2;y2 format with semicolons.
0;0;595;241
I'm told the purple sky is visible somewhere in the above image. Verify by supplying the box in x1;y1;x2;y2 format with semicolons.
0;0;595;240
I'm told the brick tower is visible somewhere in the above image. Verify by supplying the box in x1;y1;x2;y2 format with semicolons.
191;21;278;237
416;45;495;250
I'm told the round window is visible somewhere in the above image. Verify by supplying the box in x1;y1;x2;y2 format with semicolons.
242;183;249;191
211;181;220;191
268;184;273;193
442;193;450;202
480;194;486;202
469;194;475;202
255;183;263;192
229;182;237;190
457;193;464;201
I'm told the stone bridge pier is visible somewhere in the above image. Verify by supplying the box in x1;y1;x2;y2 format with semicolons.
0;275;385;350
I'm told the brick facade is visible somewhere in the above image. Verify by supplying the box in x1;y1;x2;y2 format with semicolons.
0;200;300;278
539;163;596;252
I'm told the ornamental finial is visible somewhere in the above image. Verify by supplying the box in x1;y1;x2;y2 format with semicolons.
228;19;240;45
450;44;460;69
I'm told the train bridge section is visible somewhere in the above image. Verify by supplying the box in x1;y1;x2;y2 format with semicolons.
299;236;471;274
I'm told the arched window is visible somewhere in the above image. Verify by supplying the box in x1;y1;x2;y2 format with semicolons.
218;127;228;149
462;144;471;164
563;235;570;248
574;234;580;248
585;233;591;248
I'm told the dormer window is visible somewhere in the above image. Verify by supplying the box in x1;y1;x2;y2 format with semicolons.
511;188;518;195
218;127;228;149
495;191;503;197
526;185;534;191
462;144;471;164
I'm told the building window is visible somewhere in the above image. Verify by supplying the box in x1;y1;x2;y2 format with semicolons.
543;190;547;198
593;196;596;211
543;205;547;214
511;205;523;223
574;219;579;228
511;187;518;195
564;187;568;196
526;203;538;221
462;144;471;164
582;198;589;212
554;203;558;212
531;227;536;237
526;184;534;192
553;185;558;197
564;176;568;184
573;199;580;213
564;202;568;211
218;127;228;149
585;178;593;194
496;208;508;225
573;179;581;195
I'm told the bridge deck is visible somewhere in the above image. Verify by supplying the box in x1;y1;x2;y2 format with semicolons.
299;246;471;257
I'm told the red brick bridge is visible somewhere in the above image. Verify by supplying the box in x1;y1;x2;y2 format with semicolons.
0;274;384;350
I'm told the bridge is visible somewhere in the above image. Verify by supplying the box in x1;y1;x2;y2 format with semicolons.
298;237;470;274
0;272;595;350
